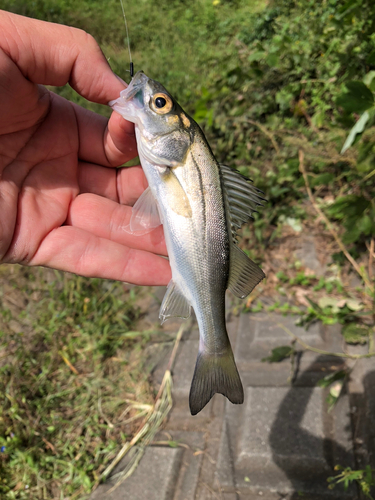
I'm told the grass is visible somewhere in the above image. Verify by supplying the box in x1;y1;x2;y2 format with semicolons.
0;265;160;499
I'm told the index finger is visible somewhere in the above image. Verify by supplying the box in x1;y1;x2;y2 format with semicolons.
0;10;126;104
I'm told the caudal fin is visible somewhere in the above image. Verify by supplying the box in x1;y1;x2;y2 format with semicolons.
189;347;244;416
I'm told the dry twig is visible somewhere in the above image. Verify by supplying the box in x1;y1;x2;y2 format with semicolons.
247;119;280;154
367;238;374;282
60;353;79;375
93;321;189;493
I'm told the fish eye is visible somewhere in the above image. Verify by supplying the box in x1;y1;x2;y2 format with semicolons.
151;93;173;114
155;97;166;108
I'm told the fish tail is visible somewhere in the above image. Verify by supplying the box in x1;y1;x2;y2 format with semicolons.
189;345;244;416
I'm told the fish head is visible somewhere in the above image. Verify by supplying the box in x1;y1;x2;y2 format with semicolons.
110;71;186;137
110;71;193;166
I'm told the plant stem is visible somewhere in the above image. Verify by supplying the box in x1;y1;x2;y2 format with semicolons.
277;323;375;359
247;119;280;154
298;149;372;290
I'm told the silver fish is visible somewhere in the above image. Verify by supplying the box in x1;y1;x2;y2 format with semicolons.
110;72;265;415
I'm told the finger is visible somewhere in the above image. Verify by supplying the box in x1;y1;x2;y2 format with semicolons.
117;165;148;206
0;11;126;104
30;225;171;286
105;110;138;165
1;12;137;167
72;103;137;167
77;163;147;206
67;193;167;256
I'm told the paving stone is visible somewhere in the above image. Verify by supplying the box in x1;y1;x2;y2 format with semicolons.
90;304;370;500
329;394;355;468
169;431;205;500
294;235;327;276
164;397;213;431
195;481;238;500
235;314;322;366
349;358;375;481
239;357;347;389
216;420;236;488
235;314;346;373
171;339;197;398
237;492;344;500
90;446;183;500
363;367;375;469
238;387;329;482
217;386;355;497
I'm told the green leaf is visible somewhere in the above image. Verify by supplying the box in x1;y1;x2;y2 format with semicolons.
317;369;347;388
367;49;375;65
318;296;340;313
284;217;302;232
345;300;364;312
167;440;179;448
266;53;279;67
248;51;265;62
330;380;344;399
262;345;293;363
363;71;375;91
341;111;370;154
342;323;370;345
310;173;334;186
336;82;374;114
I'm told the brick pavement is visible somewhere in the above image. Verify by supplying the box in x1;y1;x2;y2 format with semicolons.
91;302;375;500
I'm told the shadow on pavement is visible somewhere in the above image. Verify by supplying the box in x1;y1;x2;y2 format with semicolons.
269;355;375;499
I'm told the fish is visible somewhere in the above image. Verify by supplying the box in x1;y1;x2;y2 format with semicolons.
110;71;265;415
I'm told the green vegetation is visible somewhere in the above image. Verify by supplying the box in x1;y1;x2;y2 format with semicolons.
1;0;375;497
328;465;375;499
0;266;157;498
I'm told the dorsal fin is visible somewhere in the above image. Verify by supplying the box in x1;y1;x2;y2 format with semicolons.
220;164;266;242
220;164;266;298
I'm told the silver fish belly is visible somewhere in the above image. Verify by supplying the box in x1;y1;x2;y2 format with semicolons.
110;71;265;415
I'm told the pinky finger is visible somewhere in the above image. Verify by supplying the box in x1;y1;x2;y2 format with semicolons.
29;226;171;286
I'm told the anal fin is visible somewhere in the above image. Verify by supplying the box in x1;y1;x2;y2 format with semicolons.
159;280;191;324
228;245;265;299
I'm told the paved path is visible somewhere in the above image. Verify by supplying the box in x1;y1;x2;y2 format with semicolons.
91;299;375;499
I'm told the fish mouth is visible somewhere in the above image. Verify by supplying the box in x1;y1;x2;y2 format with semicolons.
118;71;149;102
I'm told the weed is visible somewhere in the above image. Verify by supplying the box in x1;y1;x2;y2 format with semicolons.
328;465;375;499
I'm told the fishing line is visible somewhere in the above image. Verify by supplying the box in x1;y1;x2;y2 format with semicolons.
119;0;134;77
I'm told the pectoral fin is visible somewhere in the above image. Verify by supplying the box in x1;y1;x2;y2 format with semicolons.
162;170;192;218
124;187;162;235
159;280;191;324
228;245;265;299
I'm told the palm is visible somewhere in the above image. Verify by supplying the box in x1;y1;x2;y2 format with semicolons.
0;12;170;285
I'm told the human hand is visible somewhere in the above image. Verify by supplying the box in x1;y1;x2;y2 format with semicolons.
0;11;171;286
